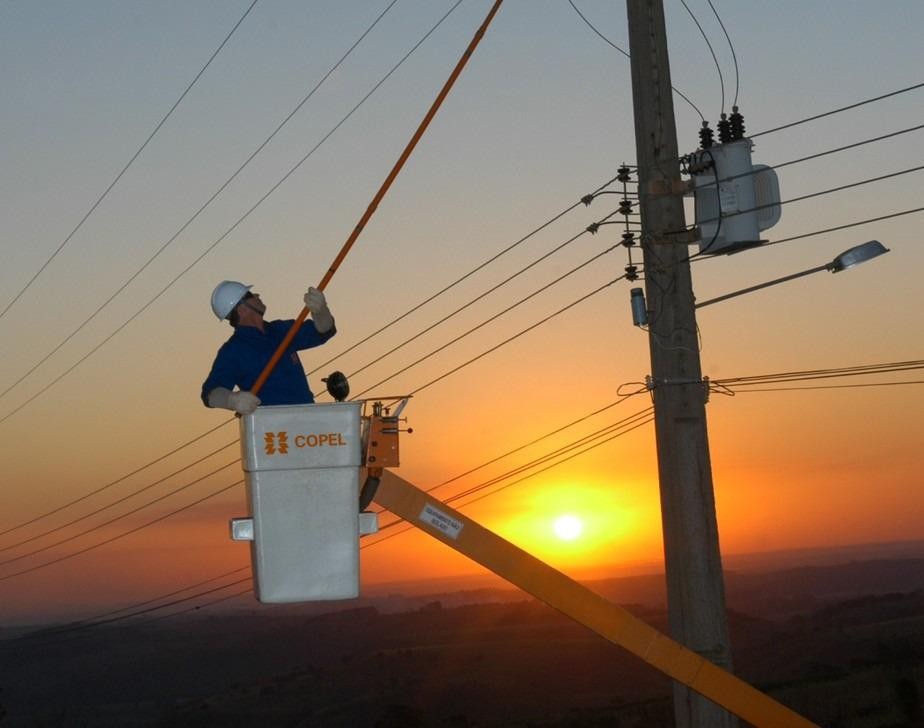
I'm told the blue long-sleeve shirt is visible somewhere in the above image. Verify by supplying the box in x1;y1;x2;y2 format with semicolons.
201;319;336;407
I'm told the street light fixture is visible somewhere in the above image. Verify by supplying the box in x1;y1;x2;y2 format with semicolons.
695;240;890;309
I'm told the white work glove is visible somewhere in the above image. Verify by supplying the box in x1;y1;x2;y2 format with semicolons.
304;286;334;333
208;387;261;415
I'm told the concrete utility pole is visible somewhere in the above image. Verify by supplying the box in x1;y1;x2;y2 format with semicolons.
625;2;736;726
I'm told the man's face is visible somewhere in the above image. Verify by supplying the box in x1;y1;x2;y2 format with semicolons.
240;291;266;316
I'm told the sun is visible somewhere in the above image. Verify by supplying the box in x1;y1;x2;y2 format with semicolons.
552;514;583;542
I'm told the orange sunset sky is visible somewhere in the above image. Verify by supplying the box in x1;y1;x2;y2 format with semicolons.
1;1;922;624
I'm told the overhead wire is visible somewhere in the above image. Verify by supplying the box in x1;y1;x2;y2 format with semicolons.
9;10;922;642
368;406;654;528
762;205;924;250
2;576;254;651
0;479;242;583
679;0;724;115
750;81;924;139
0;177;619;541
365;411;654;546
67;565;251;625
706;0;738;107
0;417;233;538
10;38;916;561
451;416;653;510
0;0;460;425
689;122;924;193
13;352;924;635
720;380;924;393
0;441;237;555
10;407;655;642
0;244;627;578
307;174;622;377
352;252;626;399
409;395;643;496
14;37;914;624
11;198;912;574
566;0;705;121
407;274;627;398
692;164;924;228
0;463;240;571
346;210;621;389
714;360;924;388
435;410;653;506
0;0;261;322
10;357;921;634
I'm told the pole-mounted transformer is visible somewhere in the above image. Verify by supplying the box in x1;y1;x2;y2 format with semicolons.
688;109;782;254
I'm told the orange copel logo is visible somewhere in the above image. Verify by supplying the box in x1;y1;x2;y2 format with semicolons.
264;431;289;455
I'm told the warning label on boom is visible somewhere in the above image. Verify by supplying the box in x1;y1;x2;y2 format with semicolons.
419;504;464;540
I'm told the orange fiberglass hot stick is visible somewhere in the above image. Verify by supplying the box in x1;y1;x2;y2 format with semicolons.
251;0;504;397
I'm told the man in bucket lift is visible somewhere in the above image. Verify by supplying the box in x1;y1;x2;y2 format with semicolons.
201;281;336;415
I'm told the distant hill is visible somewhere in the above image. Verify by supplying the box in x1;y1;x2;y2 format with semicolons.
2;555;923;726
356;556;924;621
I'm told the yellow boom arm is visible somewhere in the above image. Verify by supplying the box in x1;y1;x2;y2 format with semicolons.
374;470;818;728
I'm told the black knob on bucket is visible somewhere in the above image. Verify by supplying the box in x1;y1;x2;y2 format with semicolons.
323;371;350;402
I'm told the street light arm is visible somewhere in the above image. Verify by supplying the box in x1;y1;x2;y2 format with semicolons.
695;263;829;309
695;240;889;309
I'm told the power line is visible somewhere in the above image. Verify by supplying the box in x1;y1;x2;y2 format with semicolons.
5;409;653;641
11;352;924;629
0;417;233;538
0;0;260;321
2;574;253;650
441;410;654;505
686;122;924;194
0;0;460;424
0;479;241;583
408;275;626;397
308;175;621;377
3;228;907;566
714;360;924;388
0;462;238;569
764;205;924;249
0;268;622;570
0;180;620;540
751;81;924;139
12;359;921;632
19;199;912;589
706;0;739;108
693;164;924;228
724;380;924;393
0;441;237;555
68;565;251;625
12;350;921;634
346;210;620;385
771;123;924;172
566;0;705;121
452;416;653;510
679;0;724;115
366;412;654;546
6;399;648;642
413;396;643;496
352;251;624;399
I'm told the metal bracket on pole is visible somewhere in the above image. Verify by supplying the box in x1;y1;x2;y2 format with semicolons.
649;227;701;245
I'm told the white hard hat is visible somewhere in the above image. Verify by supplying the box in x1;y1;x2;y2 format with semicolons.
210;280;251;320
